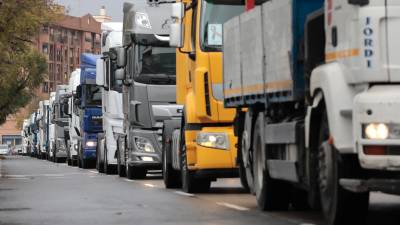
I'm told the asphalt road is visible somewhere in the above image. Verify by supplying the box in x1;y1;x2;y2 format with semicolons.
0;156;399;225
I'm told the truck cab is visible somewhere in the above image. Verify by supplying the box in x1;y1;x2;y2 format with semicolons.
51;85;70;163
21;119;30;156
75;53;102;168
66;69;81;166
164;0;244;192
28;112;38;157
95;22;124;174
116;2;182;179
37;100;50;159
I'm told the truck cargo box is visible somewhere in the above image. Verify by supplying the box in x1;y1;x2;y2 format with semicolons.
223;0;323;107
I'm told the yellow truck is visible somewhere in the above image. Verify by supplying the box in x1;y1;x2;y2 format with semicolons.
161;0;245;193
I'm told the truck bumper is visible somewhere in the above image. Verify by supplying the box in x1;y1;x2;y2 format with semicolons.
185;126;238;171
127;129;162;168
354;85;400;170
82;148;96;160
340;178;400;195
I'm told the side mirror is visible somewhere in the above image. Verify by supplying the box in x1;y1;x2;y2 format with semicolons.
96;58;105;87
170;2;184;47
76;86;82;98
116;48;126;68
74;99;81;107
115;68;125;81
171;2;184;19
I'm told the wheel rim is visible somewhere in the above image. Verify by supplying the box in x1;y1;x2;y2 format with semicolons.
318;114;336;216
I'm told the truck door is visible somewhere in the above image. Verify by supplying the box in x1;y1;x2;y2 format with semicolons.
386;0;400;82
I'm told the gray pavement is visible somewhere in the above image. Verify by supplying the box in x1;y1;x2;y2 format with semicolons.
0;156;399;225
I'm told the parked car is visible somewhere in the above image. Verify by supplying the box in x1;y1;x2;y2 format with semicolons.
0;144;10;155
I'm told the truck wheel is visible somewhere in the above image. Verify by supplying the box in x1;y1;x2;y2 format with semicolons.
117;148;126;177
104;146;116;175
181;144;211;193
126;164;134;180
318;110;369;225
82;159;90;169
96;144;104;173
241;129;255;193
67;158;72;166
253;114;289;211
162;144;181;188
238;132;250;192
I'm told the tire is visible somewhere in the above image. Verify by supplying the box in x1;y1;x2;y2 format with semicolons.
241;129;255;194
67;158;72;166
162;143;181;188
117;148;126;177
318;110;369;225
238;131;250;192
96;144;104;173
82;158;90;169
72;159;78;167
126;164;134;180
180;133;210;193
103;146;116;175
253;113;289;211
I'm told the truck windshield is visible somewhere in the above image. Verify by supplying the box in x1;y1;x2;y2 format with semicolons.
85;85;102;106
134;46;176;85
200;0;243;52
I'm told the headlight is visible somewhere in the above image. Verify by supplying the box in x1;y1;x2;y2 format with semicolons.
74;144;78;150
134;137;155;152
362;123;400;140
196;132;228;150
85;141;97;147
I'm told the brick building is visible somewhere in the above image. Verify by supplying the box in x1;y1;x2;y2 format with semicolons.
36;14;101;93
0;13;102;146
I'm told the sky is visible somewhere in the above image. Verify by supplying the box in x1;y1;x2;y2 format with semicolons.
55;0;134;22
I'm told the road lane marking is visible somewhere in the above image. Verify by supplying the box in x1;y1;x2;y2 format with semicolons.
174;191;195;197
144;183;155;188
8;178;29;180
88;170;98;174
216;202;250;211
124;179;136;182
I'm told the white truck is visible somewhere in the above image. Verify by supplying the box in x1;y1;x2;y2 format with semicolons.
222;0;400;225
95;22;124;174
66;69;81;166
21;119;30;155
37;100;50;159
48;91;56;160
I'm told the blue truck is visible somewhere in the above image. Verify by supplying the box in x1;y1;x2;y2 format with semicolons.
75;53;103;168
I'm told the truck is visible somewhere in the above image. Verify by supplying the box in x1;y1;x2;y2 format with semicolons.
95;22;124;174
37;100;51;159
28;112;39;157
74;53;102;169
21;119;30;155
114;2;182;180
66;69;81;166
164;0;244;192
47;91;56;160
222;0;400;225
51;85;70;163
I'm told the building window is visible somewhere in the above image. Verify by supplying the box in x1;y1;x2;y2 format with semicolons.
42;82;49;93
42;43;49;54
85;32;92;42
